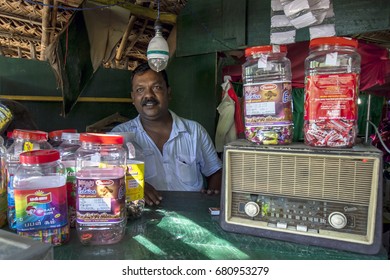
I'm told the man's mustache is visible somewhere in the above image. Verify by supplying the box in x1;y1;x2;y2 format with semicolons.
141;98;159;106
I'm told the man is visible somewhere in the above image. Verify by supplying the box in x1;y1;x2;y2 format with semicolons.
111;63;222;206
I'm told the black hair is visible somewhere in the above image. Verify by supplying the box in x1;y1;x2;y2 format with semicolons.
131;62;170;87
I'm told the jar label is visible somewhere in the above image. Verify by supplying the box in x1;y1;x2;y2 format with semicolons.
14;185;68;231
243;81;293;126
126;161;144;201
76;176;125;223
325;52;338;66
23;141;34;152
304;73;358;121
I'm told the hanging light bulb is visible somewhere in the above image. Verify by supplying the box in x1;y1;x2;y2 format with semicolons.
147;0;169;72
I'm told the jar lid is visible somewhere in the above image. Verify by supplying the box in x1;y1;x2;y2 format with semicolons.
20;149;60;164
13;129;48;141
309;37;358;48
79;133;124;145
61;132;80;141
245;45;287;57
49;129;78;139
7;130;14;139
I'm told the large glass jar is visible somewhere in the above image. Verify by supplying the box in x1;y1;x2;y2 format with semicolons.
75;133;127;245
242;45;293;145
304;37;361;147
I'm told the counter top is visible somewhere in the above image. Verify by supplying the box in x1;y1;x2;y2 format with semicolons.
54;191;388;260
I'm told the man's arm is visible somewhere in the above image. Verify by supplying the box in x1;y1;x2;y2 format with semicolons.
204;168;222;195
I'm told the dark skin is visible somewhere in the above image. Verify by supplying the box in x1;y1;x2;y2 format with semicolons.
131;69;222;206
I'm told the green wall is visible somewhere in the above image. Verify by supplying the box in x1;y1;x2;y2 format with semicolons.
177;0;390;56
0;53;218;138
167;53;218;140
0;56;134;133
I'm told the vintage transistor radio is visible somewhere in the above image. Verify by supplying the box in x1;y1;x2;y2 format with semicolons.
220;140;383;254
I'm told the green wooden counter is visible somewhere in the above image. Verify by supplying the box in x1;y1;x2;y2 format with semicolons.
54;191;388;260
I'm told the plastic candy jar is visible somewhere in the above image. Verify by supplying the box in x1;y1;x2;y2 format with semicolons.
242;45;293;145
304;37;361;147
13;150;69;245
48;129;78;148
107;132;145;220
75;133;127;245
5;129;52;230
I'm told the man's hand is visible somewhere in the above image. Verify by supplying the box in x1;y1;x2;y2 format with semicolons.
201;188;220;195
144;182;163;206
203;169;222;195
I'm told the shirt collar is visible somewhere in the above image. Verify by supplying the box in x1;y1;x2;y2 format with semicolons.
135;110;189;135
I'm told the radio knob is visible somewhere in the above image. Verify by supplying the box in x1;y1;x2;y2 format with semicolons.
328;212;347;229
244;202;260;217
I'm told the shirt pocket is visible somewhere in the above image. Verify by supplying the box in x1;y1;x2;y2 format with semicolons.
175;155;198;186
143;149;157;179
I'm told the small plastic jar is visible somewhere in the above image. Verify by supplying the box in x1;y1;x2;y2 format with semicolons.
304;37;361;147
107;132;145;220
13;150;69;245
5;129;52;230
49;129;78;148
75;133;127;245
242;45;294;145
57;132;81;228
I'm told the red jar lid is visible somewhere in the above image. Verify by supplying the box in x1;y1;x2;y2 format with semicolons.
20;149;60;164
309;37;358;48
7;130;14;139
13;129;48;141
79;133;124;145
49;129;77;139
245;45;287;57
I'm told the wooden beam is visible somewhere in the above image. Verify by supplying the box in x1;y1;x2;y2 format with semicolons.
92;0;177;25
41;0;52;60
49;1;59;43
0;11;44;26
0;32;41;42
30;42;36;59
115;14;137;66
122;1;154;64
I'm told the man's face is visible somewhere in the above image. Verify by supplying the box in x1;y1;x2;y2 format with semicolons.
131;70;171;121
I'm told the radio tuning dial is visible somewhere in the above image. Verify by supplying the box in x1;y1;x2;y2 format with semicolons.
328;212;347;229
244;202;260;217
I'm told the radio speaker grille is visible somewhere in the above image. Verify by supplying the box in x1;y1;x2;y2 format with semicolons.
227;150;378;205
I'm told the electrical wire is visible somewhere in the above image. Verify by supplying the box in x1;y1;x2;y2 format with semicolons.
157;0;160;20
367;120;390;154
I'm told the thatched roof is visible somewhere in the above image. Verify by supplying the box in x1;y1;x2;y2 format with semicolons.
0;0;187;70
